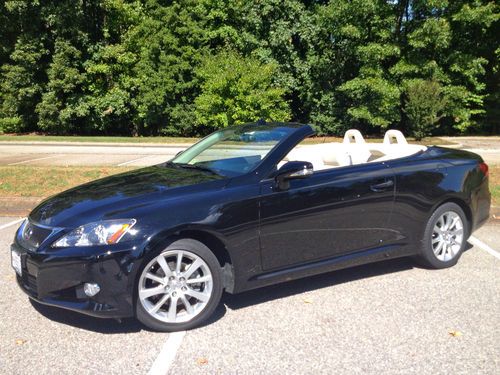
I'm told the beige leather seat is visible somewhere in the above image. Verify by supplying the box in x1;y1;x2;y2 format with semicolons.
286;147;326;170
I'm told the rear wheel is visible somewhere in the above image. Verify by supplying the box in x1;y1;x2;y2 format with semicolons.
136;239;223;331
418;202;468;269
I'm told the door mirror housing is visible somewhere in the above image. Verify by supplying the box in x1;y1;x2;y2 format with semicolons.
275;161;314;190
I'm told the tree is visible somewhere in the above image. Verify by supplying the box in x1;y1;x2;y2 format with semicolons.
0;0;498;136
194;51;290;132
0;1;46;133
391;0;497;134
404;80;447;140
308;0;400;134
36;39;86;134
0;38;46;133
121;0;208;136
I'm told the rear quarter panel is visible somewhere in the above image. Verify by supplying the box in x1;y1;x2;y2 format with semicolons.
386;146;488;254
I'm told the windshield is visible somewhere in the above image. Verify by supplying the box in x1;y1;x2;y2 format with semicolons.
170;124;298;177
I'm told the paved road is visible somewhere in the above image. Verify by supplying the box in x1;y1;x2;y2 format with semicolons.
1;216;498;374
441;136;500;165
0;143;186;167
0;136;499;167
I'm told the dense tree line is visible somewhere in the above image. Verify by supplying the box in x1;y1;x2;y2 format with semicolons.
0;1;498;138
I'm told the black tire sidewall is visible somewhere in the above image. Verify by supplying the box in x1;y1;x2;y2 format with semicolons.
419;202;468;269
135;238;223;332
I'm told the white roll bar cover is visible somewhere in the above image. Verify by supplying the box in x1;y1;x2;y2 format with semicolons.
383;130;408;145
343;129;366;144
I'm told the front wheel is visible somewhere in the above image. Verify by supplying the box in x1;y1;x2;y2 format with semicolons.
418;202;468;269
136;239;223;332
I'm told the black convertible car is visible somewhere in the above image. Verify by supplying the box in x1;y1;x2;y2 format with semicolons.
11;122;490;331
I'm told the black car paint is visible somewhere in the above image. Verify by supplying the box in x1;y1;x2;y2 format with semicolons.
12;123;490;318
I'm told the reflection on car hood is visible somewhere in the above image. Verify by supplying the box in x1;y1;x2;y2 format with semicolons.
29;165;226;227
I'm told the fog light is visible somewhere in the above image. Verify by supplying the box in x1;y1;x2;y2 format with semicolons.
83;283;100;297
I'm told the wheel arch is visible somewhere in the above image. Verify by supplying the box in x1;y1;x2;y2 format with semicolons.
433;197;473;235
144;226;235;293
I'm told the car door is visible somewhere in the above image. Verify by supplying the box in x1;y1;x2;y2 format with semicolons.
259;162;397;270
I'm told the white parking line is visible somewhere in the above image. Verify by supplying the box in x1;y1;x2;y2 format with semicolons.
469;236;500;260
0;218;24;231
8;155;60;165
117;156;152;166
148;331;186;375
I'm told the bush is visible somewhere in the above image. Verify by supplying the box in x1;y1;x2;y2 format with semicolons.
194;51;291;132
0;116;23;133
403;80;447;140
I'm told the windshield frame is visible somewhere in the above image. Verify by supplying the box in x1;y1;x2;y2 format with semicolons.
169;123;306;178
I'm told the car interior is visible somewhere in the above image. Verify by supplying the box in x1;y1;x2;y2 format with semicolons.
279;129;428;171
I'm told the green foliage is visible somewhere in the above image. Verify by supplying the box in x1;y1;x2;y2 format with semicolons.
339;76;400;128
404;80;447;140
36;39;86;134
0;0;498;136
0;37;46;133
194;51;290;131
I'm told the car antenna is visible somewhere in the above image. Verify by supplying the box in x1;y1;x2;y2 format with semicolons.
257;118;267;125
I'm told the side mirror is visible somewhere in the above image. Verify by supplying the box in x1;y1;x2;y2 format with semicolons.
275;161;313;190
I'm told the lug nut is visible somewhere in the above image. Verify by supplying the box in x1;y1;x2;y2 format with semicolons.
181;286;187;291
179;277;185;282
172;292;177;297
169;276;175;281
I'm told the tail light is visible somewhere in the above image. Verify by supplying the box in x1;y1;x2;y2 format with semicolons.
479;162;489;177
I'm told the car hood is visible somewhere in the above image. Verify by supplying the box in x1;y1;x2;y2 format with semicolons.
29;165;227;228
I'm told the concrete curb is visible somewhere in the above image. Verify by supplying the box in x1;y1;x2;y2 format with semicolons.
0;197;43;216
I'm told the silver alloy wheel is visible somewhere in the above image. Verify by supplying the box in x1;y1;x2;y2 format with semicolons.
431;211;464;262
138;250;213;323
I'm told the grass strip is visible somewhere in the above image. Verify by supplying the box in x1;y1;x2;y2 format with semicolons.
0;166;135;197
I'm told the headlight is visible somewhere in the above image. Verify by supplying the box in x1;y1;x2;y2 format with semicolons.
52;219;136;248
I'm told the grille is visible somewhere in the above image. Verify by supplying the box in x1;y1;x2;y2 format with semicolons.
18;220;53;250
19;272;38;297
26;274;38;293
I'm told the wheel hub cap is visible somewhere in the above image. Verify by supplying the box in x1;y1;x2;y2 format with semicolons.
138;250;213;324
431;211;464;262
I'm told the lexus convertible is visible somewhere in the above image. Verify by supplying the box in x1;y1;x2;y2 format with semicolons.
11;122;490;331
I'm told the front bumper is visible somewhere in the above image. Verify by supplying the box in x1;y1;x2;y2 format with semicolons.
12;242;140;318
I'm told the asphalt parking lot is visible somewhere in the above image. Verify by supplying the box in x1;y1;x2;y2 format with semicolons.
1;216;498;375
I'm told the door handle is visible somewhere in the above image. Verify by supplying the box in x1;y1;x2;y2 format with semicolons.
370;179;394;192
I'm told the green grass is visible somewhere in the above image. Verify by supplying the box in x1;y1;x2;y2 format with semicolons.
490;165;500;206
0;166;135;197
491;186;500;206
0;134;199;144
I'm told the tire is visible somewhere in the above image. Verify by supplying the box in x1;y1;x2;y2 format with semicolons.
418;202;469;269
136;239;223;332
